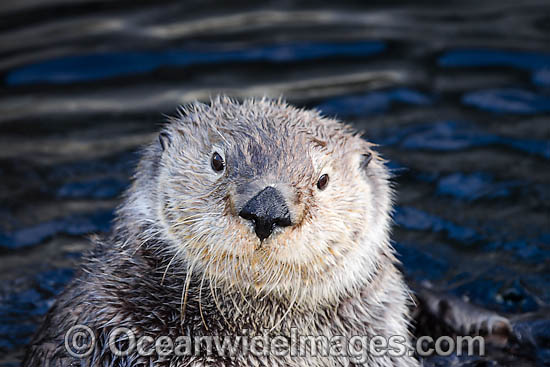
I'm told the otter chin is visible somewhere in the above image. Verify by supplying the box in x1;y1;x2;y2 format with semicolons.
24;96;418;367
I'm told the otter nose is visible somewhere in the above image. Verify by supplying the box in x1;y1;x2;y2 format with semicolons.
239;186;292;241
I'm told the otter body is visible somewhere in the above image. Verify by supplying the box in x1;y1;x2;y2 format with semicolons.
24;97;418;367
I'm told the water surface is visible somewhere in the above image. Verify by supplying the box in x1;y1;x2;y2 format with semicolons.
0;1;549;366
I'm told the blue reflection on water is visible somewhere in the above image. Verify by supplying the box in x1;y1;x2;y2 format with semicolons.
463;88;550;114
5;41;385;85
439;49;550;70
0;210;114;249
394;206;481;244
370;120;550;159
439;49;550;87
317;88;432;117
436;173;521;201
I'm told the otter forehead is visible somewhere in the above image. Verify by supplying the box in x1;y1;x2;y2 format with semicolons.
224;128;316;182
175;96;353;145
170;96;355;181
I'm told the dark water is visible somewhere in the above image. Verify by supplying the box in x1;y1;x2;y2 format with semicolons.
0;1;549;366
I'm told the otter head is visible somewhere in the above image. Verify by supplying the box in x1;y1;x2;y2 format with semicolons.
151;96;393;306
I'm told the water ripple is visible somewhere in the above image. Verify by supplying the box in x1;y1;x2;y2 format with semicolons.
5;41;385;85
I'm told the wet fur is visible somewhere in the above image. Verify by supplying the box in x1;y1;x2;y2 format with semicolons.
24;97;418;367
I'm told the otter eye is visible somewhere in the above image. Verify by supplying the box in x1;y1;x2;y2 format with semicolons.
211;152;224;172
317;174;329;190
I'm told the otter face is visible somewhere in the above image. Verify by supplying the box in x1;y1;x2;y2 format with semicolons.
155;97;393;303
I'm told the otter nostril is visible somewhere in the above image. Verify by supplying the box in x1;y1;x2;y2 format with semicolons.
239;186;292;241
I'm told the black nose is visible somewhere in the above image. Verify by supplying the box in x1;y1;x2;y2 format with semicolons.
239;186;292;241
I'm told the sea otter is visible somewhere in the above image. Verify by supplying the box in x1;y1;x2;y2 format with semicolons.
24;96;423;366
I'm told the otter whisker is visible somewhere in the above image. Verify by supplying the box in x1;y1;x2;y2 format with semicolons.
171;218;205;229
225;269;244;317
207;264;232;330
198;268;209;331
180;259;196;325
130;226;162;256
171;212;223;226
269;279;299;332
161;253;178;286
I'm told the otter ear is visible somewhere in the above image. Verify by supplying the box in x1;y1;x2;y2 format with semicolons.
360;152;372;170
158;132;171;151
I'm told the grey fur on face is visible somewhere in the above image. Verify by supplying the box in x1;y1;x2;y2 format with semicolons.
24;96;418;367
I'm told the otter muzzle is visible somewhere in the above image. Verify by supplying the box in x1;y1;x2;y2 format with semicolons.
239;186;292;241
